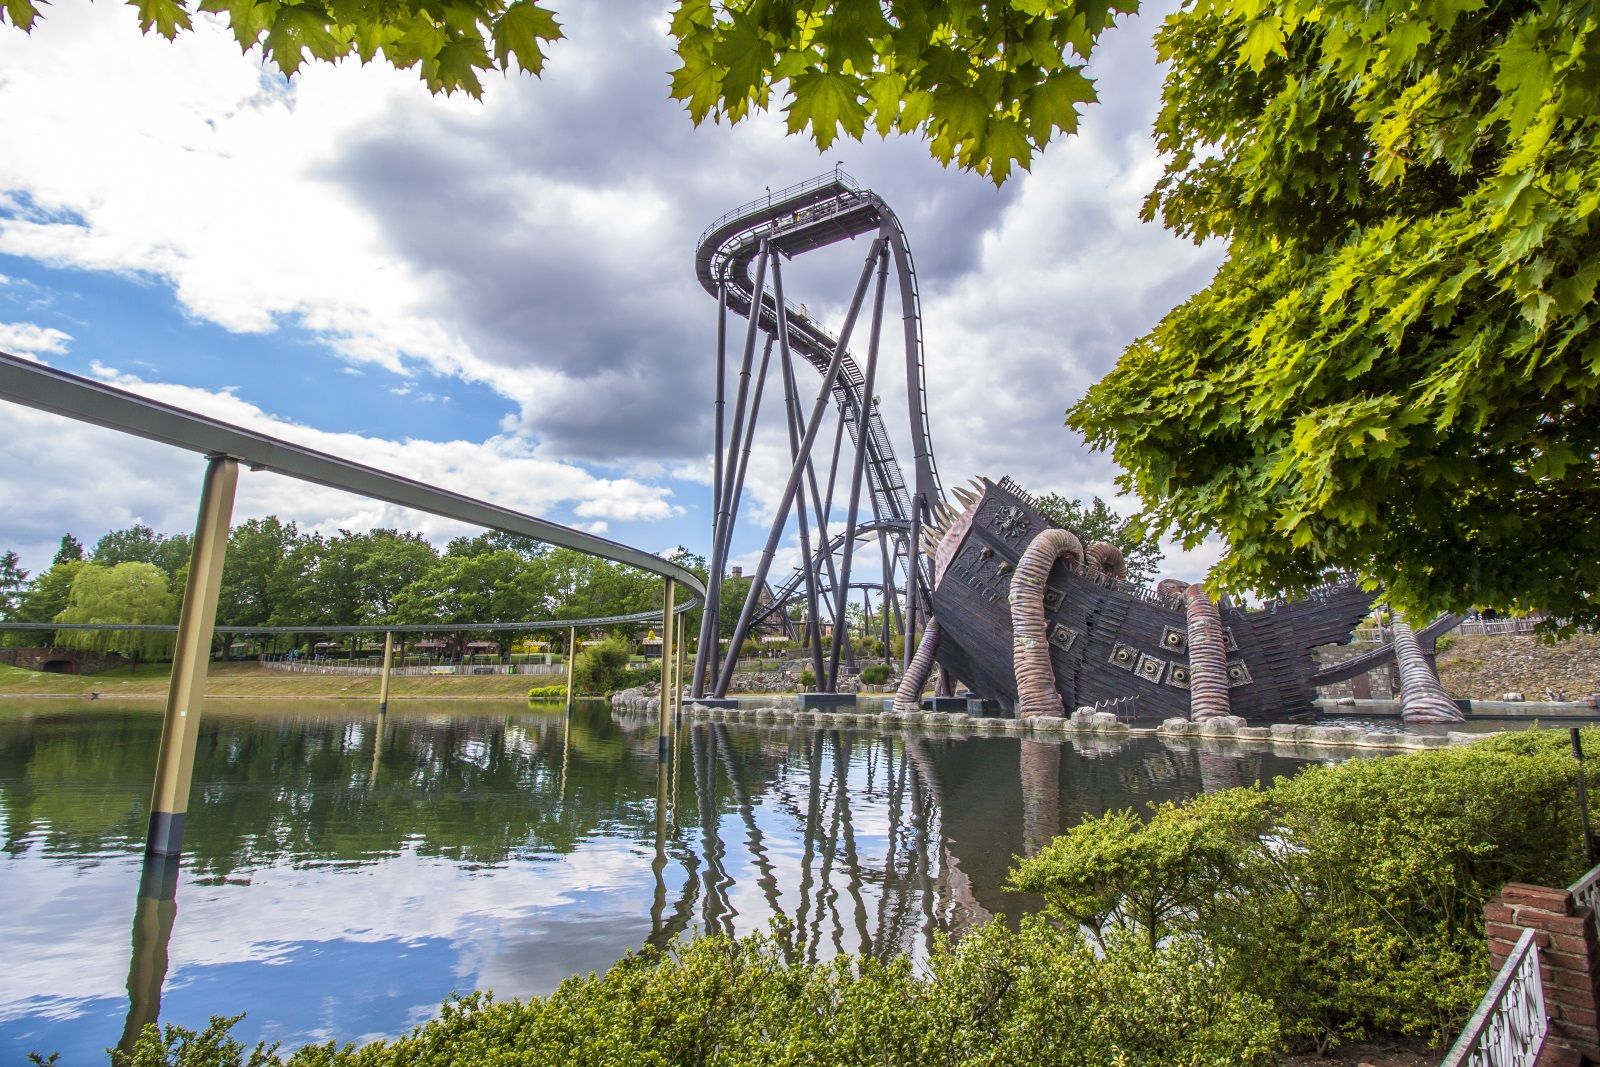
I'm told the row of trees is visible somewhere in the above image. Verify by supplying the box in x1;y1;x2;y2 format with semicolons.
0;522;714;660
0;493;1158;662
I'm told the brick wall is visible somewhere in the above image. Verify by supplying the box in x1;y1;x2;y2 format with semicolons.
1486;882;1600;1063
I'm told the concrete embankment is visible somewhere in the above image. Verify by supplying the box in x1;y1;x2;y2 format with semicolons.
655;698;1513;754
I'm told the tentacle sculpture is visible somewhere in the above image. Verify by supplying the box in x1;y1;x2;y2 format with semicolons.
893;617;941;714
1183;584;1233;720
1084;541;1127;581
1155;578;1189;602
1010;528;1085;717
1391;609;1465;723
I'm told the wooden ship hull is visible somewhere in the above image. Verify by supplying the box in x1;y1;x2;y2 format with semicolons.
928;478;1375;722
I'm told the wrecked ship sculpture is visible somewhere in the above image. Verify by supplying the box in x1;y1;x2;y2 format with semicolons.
894;477;1461;723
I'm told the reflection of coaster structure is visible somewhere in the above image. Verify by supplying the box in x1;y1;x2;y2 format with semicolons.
691;171;947;699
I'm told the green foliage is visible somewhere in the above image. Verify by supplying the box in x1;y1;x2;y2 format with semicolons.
0;0;562;99
1035;494;1165;583
1069;0;1600;626
799;667;816;688
51;534;84;566
858;663;892;684
571;634;633;694
2;0;1127;180
0;550;27;619
670;0;1131;184
526;684;566;701
91;524;191;583
1012;730;1600;1050
121;919;1276;1066
55;562;177;660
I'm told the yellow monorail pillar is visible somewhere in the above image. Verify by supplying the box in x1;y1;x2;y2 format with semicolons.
565;625;577;711
658;579;675;761
146;454;237;857
377;631;395;715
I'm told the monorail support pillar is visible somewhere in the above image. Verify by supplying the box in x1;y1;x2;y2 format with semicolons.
659;579;676;761
146;454;237;857
377;631;394;715
565;625;577;712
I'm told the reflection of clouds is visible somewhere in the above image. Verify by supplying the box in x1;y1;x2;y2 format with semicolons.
1;710;1341;1060
0;835;659;1036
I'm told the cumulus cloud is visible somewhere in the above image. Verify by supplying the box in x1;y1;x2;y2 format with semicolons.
0;320;72;359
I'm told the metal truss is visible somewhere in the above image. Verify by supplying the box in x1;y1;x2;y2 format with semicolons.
692;171;945;697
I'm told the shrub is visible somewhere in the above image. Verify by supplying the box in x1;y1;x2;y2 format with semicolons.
121;921;1277;1066
570;636;631;695
799;668;816;689
525;685;567;702
858;664;893;685
1011;729;1600;1051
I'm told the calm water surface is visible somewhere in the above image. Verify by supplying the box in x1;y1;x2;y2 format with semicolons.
1;699;1348;1062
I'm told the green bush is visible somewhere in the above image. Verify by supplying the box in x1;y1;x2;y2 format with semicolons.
858;664;893;685
799;668;816;689
571;636;632;695
525;685;567;702
120;921;1277;1066
1011;729;1600;1052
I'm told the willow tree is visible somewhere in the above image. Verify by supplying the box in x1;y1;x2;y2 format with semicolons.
55;561;177;661
1070;0;1600;628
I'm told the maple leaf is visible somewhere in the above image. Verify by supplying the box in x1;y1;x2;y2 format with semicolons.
784;68;868;149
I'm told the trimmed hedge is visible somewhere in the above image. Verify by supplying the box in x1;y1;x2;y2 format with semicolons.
117;924;1276;1066
1011;727;1600;1051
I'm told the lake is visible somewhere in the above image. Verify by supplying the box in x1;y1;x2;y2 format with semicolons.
1;699;1350;1062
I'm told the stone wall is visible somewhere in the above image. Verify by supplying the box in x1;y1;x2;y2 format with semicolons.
1437;634;1600;701
0;646;128;675
1314;643;1399;700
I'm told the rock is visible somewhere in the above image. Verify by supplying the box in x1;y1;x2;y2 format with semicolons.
1158;717;1191;734
1091;711;1122;730
1270;723;1301;741
1362;731;1398;747
1237;726;1272;741
1501;691;1525;702
1336;696;1356;706
1201;715;1247;737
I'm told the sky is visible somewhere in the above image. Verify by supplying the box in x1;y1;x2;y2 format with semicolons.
0;0;1226;588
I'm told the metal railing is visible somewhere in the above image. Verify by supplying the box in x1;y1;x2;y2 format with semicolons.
1440;928;1548;1067
260;659;564;677
1570;864;1600;930
1456;617;1546;637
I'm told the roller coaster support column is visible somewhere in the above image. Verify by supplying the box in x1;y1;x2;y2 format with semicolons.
696;287;727;699
828;245;888;689
715;238;885;697
659;579;676;761
772;257;827;684
377;631;394;715
147;454;237;857
565;626;576;711
696;241;771;698
903;498;922;677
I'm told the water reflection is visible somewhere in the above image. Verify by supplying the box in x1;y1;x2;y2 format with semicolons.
0;701;1335;1061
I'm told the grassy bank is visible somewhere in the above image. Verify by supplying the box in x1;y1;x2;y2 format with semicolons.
112;728;1597;1066
0;662;550;700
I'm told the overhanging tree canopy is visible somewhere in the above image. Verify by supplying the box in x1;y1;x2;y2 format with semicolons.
1069;0;1600;627
0;0;1125;183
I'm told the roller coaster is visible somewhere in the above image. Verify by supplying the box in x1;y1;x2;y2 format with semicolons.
691;169;947;699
